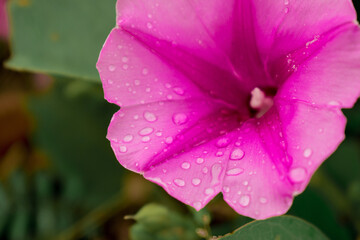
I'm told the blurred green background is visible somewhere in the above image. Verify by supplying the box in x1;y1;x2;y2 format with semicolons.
0;0;360;239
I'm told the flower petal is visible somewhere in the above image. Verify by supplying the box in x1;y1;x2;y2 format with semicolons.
222;100;345;219
107;99;244;172
97;28;205;106
253;0;356;60
143;137;230;211
278;25;360;108
111;1;255;108
115;0;230;68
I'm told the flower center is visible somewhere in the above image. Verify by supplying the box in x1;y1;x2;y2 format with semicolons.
249;87;274;118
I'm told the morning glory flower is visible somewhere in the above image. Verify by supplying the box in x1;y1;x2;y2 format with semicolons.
97;0;360;219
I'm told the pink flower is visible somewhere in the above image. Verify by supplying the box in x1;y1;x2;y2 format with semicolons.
97;0;360;219
0;0;8;39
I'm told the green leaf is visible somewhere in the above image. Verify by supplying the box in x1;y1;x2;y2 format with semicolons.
219;216;328;240
129;203;200;240
7;0;116;81
289;187;352;240
28;77;123;208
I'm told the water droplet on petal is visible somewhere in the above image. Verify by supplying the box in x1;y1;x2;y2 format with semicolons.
193;201;202;209
202;167;209;174
173;87;185;95
123;135;134;143
147;22;153;29
119;146;127;153
226;168;244;176
165;136;173;144
289;167;307;183
181;162;191;170
172;113;188;125
196;158;204;164
223;186;230;193
239;195;250;207
142;68;149;75
108;65;116;72
139;127;154;136
303;148;312;158
142;136;150;142
230;148;245;160
122;56;129;63
216;137;231;148
174;178;185;187
134;79;141;86
328;100;340;106
215;151;224;157
205;188;214;195
192;178;201;186
144;111;157;122
211;163;222;185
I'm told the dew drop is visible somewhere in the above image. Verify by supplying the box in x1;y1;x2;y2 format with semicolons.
108;65;116;72
119;146;127;153
122;64;129;70
172;113;188;125
144;111;157;122
192;178;201;186
303;148;312;158
205;188;214;195
193;201;202;209
123;135;133;143
239;195;250;207
216;137;231;148
146;22;153;29
202;167;209;174
181;162;191;170
173;87;185;95
226;168;244;176
215;151;224;157
141;136;150;142
223;186;230;193
196;158;204;164
289;167;307;183
165;136;173;144
122;56;129;63
328;100;340;106
174;178;185;187
142;68;149;75
134;79;141;86
230;148;245;160
211;163;222;185
139;127;154;136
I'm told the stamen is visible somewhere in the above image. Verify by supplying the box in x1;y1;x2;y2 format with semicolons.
250;87;274;118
